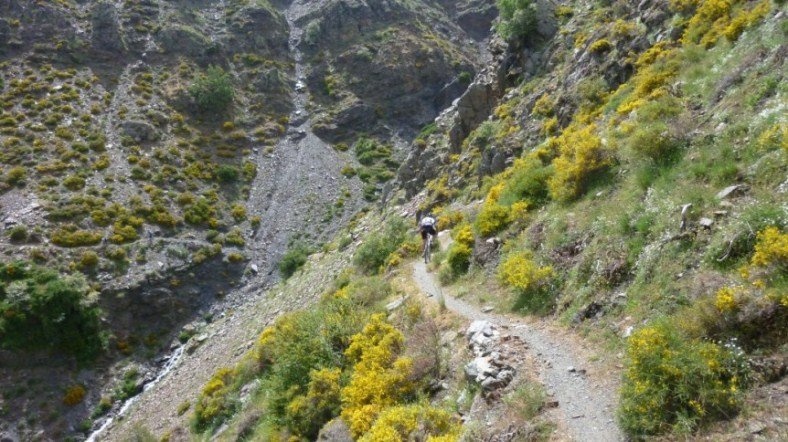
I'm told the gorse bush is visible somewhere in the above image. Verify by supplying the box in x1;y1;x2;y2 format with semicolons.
283;368;342;438
676;0;771;47
619;321;748;435
498;251;554;314
249;294;368;438
446;224;474;276
360;403;461;442
50;227;103;247
547;123;611;202
193;368;238;431
0;262;104;362
189;66;234;113
496;0;537;43
475;183;512;236
750;226;787;271
341;314;415;438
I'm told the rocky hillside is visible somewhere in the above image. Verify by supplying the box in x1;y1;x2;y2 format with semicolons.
1;0;786;441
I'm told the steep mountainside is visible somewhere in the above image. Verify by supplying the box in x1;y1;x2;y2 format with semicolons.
1;0;786;441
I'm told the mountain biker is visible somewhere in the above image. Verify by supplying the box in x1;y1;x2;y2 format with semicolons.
418;212;437;247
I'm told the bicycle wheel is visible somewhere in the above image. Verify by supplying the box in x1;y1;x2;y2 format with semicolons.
424;236;431;264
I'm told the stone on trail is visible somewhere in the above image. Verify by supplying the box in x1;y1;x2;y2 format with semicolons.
466;319;494;340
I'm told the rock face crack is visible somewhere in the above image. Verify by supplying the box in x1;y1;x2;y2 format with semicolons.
412;260;624;442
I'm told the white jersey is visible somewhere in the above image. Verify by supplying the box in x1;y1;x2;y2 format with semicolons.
420;216;436;227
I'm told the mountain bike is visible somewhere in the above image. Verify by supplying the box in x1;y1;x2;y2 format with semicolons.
423;234;433;264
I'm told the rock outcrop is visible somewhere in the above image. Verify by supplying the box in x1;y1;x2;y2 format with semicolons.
463;320;517;393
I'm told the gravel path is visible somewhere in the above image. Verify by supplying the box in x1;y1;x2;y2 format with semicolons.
412;261;624;442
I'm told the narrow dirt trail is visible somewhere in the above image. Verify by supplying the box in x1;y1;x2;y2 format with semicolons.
412;261;623;441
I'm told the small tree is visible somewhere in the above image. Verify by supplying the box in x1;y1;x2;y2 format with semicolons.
496;0;538;43
189;66;234;113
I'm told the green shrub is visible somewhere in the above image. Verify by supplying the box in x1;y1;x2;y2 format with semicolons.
0;262;104;362
216;165;240;183
51;227;103;247
626;122;681;161
78;251;99;270
63;175;86;191
498;159;553;207
496;0;537;43
8;225;28;242
252;297;367;436
344;276;392;307
184;197;216;226
279;242;311;279
619;321;749;436
446;243;472;275
353;218;409;274
5;166;26;185
189;66;234;113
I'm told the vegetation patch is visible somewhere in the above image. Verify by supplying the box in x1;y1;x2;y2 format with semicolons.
0;261;104;362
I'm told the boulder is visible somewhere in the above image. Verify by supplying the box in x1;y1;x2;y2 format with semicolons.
465;356;497;382
448;81;496;149
157;25;211;59
91;2;126;53
472;237;501;267
573;301;605;323
716;184;747;200
466;320;494;340
317;418;353;442
120;120;160;143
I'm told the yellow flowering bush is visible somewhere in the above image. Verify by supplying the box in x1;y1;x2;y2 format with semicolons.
284;368;343;438
547;123;611;201
677;0;771;47
588;39;613;54
434;209;464;230
359;404;461;442
619;322;747;435
453;223;474;248
193;368;237;431
756;123;787;152
750;226;787;270
341;314;415;438
498;251;553;293
531;93;554;117
445;223;475;276
475;183;512;236
63;384;86;406
714;286;738;313
723;1;770;41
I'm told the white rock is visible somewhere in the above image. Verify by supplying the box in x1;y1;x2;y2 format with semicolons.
466;320;493;340
716;184;744;200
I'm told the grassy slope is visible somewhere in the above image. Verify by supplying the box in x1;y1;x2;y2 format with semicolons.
423;0;786;438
